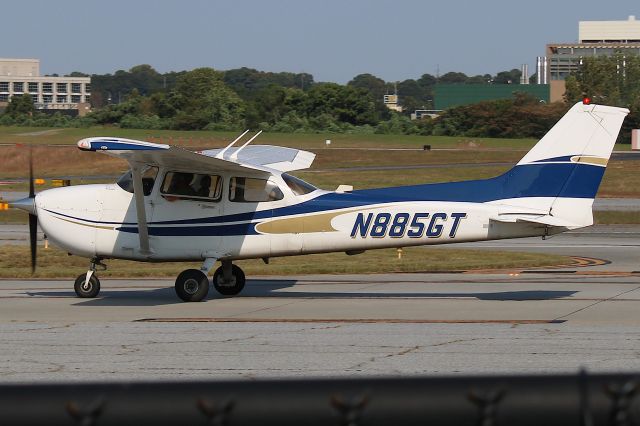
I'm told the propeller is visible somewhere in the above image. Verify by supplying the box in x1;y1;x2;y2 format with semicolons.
7;146;38;273
28;148;37;273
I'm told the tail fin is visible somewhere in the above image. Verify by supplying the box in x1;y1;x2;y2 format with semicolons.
497;102;629;227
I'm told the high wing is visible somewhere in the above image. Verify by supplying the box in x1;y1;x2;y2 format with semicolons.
200;145;315;172
77;137;316;174
77;136;316;256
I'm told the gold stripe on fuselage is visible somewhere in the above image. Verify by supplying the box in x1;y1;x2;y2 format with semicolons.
55;216;115;230
570;156;608;166
256;210;342;234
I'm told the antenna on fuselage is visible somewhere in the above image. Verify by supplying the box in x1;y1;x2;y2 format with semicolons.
230;130;263;161
216;129;250;159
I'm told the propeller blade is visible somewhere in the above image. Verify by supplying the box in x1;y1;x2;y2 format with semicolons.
29;145;36;273
29;146;35;199
29;213;37;274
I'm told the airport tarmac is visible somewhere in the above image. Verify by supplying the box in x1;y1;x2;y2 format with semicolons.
1;272;640;382
1;218;640;382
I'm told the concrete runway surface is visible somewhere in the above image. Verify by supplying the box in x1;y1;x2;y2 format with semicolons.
1;224;640;381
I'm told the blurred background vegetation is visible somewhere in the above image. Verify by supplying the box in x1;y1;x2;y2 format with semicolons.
1;55;638;141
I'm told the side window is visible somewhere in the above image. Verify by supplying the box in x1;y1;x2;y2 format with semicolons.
116;166;158;196
229;177;284;202
161;172;222;201
141;167;158;196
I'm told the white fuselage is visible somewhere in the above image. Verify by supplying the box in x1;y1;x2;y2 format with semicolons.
34;169;555;263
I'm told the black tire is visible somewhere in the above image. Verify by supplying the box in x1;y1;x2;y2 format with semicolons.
175;269;209;302
74;274;101;298
213;264;246;296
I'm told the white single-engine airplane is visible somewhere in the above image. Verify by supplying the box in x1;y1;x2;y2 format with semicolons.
10;102;629;301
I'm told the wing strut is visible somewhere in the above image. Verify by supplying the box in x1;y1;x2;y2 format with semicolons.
230;130;262;160
216;129;250;159
130;162;153;256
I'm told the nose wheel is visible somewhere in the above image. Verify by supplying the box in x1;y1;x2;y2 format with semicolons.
73;257;105;298
74;273;101;298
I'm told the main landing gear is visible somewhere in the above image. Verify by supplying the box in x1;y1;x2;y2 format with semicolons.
71;258;247;302
74;257;106;298
174;259;246;302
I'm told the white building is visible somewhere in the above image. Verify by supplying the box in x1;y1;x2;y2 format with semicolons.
579;15;640;43
0;58;91;115
546;16;640;102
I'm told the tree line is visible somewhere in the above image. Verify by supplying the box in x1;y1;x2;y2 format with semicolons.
0;57;638;141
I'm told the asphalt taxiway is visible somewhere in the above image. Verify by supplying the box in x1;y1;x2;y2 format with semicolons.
1;221;640;381
2;269;640;381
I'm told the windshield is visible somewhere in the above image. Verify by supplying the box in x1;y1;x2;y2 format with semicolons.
116;167;158;196
282;173;317;196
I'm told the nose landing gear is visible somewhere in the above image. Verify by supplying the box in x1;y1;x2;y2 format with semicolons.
74;257;106;298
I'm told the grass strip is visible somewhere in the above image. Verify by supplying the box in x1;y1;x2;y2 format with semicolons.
594;210;640;224
0;244;568;279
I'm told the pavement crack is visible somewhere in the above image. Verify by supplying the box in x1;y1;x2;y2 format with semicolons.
225;300;302;318
553;284;640;321
430;338;483;347
220;334;258;343
348;345;422;370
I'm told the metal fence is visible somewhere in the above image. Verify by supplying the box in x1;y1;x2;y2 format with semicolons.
1;371;639;425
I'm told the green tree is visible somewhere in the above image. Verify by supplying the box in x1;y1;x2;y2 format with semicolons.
493;69;522;84
224;67;314;100
245;84;291;128
4;94;35;118
347;73;388;100
563;53;640;142
171;67;245;130
438;72;468;84
303;83;379;126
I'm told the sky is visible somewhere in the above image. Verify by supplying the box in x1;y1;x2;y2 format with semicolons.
1;0;638;83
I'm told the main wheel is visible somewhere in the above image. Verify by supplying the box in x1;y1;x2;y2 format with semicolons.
175;269;209;302
213;264;246;296
74;274;101;298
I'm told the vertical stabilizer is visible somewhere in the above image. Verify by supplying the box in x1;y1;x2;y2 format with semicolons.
501;102;629;227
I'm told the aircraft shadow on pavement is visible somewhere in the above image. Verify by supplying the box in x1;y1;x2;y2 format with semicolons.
26;279;577;306
243;280;578;301
27;287;179;307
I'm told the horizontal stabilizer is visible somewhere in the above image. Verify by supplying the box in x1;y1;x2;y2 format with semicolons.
491;213;581;229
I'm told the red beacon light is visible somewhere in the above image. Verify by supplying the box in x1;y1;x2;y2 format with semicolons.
583;97;591;105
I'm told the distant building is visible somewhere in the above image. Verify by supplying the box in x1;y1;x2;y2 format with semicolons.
0;58;91;116
411;109;442;120
433;84;550;110
546;16;640;102
383;94;403;112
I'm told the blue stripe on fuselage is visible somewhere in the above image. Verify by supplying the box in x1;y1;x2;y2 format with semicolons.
48;163;604;235
117;223;258;236
152;162;605;226
352;162;604;202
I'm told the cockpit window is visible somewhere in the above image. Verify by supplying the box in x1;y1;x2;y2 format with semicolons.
282;173;317;195
229;177;284;202
161;172;222;201
116;167;158;196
